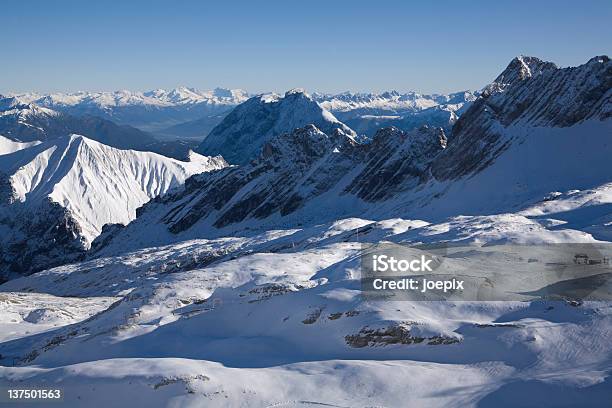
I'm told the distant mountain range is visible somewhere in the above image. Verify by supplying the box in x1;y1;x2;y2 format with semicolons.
4;87;476;142
314;90;477;137
7;87;249;134
0;96;212;160
0;97;157;147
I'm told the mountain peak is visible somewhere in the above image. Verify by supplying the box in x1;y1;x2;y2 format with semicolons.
285;88;309;97
484;56;557;95
196;89;356;164
586;55;610;65
433;55;610;181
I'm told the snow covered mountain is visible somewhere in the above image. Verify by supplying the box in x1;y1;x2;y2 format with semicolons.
314;90;474;113
94;55;611;254
432;55;611;180
196;89;357;164
0;135;227;279
8;87;249;135
7;87;475;141
0;55;611;407
314;90;477;137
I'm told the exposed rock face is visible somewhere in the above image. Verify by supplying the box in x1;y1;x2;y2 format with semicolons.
345;126;447;201
345;323;460;348
482;56;558;95
166;124;358;232
0;201;86;280
96;123;445;242
196;90;356;165
432;55;611;180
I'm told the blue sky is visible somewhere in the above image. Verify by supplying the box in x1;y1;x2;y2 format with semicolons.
2;0;611;94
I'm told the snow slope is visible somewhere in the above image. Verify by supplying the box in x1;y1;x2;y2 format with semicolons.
0;135;227;277
1;218;610;406
0;135;40;154
2;134;227;242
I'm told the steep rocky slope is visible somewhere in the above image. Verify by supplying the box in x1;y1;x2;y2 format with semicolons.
432;55;611;180
94;124;448;253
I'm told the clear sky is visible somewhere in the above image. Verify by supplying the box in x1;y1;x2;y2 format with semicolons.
2;0;611;95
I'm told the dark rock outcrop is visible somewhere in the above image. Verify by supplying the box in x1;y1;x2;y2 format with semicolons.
345;126;446;200
0;201;86;279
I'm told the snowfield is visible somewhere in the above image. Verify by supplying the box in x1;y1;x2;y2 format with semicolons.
0;135;40;155
1;216;611;407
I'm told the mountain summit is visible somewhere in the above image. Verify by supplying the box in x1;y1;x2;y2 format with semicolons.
196;90;356;164
483;55;558;95
433;54;611;180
